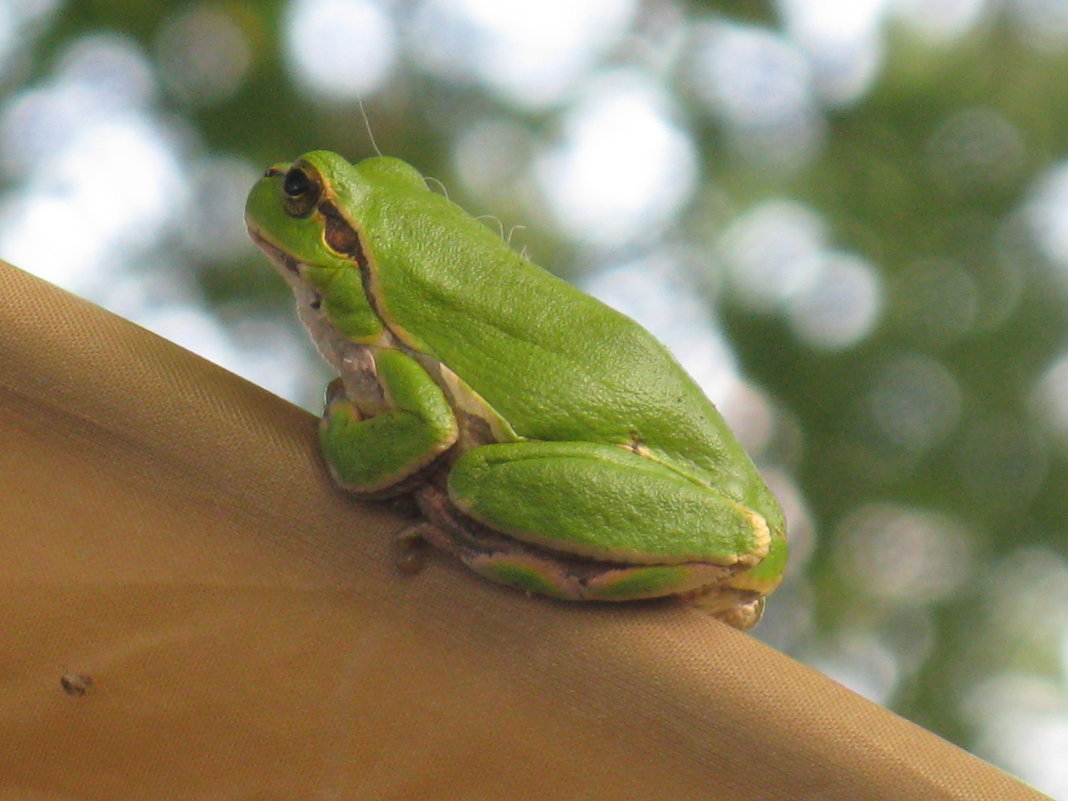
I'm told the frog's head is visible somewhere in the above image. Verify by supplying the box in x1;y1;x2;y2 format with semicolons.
246;151;428;288
245;152;355;291
246;151;430;353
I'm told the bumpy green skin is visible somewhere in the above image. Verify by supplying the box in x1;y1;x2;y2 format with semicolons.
245;151;787;625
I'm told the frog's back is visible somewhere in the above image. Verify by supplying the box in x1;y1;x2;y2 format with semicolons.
350;174;777;514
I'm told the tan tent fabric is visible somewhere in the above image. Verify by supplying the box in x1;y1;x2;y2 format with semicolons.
0;259;1052;800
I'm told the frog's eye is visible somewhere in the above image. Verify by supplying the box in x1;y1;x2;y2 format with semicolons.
281;165;321;218
283;167;311;197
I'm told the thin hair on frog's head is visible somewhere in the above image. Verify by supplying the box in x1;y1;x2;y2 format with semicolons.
357;96;383;158
505;224;526;246
425;175;451;200
474;214;506;241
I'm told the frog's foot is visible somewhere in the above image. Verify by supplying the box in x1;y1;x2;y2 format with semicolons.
686;590;765;631
391;522;437;575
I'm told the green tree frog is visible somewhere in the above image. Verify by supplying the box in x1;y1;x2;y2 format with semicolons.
245;151;787;630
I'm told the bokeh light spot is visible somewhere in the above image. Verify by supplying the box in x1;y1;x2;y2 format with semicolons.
1023;161;1068;290
787;251;883;350
535;72;696;248
927;107;1025;191
452;119;533;203
1010;0;1068;53
0;119;185;288
720;199;826;312
1;33;157;174
866;353;963;458
0;35;184;290
156;4;251;106
1032;348;1068;449
982;547;1068;643
411;0;636;108
835;502;974;604
967;672;1068;801
780;0;886;105
686;21;823;168
285;0;396;100
808;630;901;704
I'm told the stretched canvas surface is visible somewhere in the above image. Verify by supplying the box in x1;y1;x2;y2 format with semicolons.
0;260;1051;800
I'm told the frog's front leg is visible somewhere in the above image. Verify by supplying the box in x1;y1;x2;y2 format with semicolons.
319;348;458;496
418;441;777;611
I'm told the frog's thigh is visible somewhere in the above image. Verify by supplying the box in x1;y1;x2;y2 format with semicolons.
446;441;770;598
320;349;457;496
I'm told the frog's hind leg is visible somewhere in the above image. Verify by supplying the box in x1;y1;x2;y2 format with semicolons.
446;440;771;569
409;482;741;603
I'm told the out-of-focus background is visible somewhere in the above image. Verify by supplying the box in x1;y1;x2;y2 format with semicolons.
3;0;1067;794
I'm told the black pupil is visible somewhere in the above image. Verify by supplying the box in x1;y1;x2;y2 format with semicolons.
283;168;310;198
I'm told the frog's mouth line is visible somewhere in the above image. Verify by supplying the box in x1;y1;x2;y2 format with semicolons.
247;229;301;276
